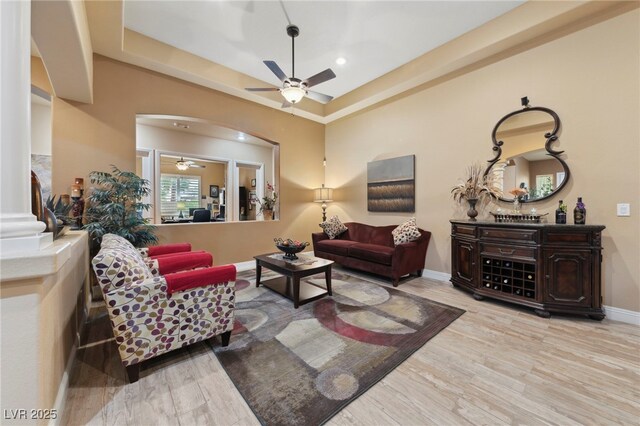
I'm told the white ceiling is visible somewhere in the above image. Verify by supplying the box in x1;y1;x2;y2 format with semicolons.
123;1;524;100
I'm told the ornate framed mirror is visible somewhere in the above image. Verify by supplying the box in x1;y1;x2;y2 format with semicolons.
485;100;569;203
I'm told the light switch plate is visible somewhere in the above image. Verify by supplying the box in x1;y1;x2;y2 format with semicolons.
617;203;630;216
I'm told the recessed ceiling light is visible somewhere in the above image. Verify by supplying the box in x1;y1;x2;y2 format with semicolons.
336;57;347;65
173;122;189;129
238;133;246;141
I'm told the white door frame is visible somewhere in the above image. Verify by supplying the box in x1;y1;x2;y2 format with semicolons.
233;161;265;221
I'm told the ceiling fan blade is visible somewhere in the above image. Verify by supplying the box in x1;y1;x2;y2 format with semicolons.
306;90;334;104
281;100;293;108
246;87;280;92
304;68;336;88
190;164;206;168
264;60;288;82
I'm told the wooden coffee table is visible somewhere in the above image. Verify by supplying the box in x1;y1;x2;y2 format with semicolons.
254;253;333;308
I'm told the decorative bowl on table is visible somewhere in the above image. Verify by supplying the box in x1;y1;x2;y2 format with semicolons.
274;238;310;260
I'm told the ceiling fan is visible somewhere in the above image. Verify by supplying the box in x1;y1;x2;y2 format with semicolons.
245;24;336;107
173;157;205;171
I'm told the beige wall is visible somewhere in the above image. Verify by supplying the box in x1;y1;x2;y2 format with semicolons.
31;102;52;156
50;55;325;265
325;10;640;311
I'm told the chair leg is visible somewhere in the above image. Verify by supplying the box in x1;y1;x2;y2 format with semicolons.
220;330;232;347
125;364;140;383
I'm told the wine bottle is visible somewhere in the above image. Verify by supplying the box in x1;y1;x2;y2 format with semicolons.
574;197;586;225
555;200;567;224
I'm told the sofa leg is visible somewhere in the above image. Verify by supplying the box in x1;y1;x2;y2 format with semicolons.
416;269;423;277
392;279;399;287
125;364;140;383
220;330;232;347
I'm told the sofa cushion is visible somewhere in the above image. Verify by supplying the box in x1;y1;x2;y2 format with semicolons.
316;239;358;256
392;217;421;245
348;243;394;265
345;222;395;246
319;215;348;239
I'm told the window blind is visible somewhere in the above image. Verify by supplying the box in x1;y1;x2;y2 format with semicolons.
160;174;201;216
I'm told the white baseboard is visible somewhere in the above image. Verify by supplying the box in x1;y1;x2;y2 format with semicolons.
50;344;77;426
234;260;255;272
603;305;640;326
421;270;638;326
422;268;451;283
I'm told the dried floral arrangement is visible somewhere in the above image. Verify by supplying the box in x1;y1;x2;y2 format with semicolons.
451;163;503;204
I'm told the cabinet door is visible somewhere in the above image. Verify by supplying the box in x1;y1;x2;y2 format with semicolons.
543;249;592;306
452;238;477;287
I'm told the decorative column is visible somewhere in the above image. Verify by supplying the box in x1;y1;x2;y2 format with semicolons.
0;0;50;254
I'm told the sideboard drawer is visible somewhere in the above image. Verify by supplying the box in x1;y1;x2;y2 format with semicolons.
452;224;477;238
480;227;538;243
481;243;536;261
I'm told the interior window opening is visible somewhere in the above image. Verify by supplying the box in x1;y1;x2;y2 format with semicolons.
135;114;278;224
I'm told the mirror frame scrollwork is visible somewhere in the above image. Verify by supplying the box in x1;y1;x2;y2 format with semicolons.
485;104;569;203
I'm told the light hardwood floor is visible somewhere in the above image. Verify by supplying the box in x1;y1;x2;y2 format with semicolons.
62;269;640;425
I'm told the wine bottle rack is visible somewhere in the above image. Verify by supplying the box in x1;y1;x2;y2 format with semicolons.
481;257;536;299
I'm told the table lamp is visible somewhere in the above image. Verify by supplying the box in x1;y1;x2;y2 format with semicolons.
313;184;333;222
176;201;186;218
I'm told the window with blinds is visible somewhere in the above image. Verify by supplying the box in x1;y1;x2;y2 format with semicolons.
160;174;201;216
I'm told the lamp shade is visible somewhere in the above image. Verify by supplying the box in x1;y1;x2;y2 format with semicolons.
176;201;186;210
314;187;333;203
281;86;306;104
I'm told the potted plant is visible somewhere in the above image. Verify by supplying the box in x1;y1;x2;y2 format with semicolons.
84;165;157;247
257;182;278;220
451;163;502;221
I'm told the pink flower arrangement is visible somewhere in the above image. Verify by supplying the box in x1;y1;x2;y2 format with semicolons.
258;182;278;213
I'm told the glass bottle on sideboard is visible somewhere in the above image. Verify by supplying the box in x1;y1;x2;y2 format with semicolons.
555;200;567;224
574;197;586;224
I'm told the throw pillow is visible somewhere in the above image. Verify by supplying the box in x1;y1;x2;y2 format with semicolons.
392;217;421;245
320;215;348;239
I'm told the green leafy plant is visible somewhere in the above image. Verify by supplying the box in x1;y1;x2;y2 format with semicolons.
45;195;73;225
84;165;157;247
528;180;553;199
451;162;502;204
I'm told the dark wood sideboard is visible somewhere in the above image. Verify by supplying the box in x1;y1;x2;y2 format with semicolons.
450;220;606;320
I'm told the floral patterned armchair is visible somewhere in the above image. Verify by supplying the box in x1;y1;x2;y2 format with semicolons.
92;234;236;382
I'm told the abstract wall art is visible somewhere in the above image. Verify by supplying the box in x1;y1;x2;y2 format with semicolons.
367;155;415;212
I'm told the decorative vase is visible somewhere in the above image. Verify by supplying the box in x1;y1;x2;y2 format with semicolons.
513;198;521;214
262;209;274;221
71;197;85;230
466;198;479;221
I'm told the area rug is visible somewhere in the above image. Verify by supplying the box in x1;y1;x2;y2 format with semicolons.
212;268;465;426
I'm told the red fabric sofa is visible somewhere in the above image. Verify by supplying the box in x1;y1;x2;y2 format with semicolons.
312;222;431;286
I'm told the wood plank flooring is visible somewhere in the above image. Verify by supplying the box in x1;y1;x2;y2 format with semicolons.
61;268;640;425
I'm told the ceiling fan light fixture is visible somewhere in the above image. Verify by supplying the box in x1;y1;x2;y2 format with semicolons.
176;162;189;171
280;86;306;104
